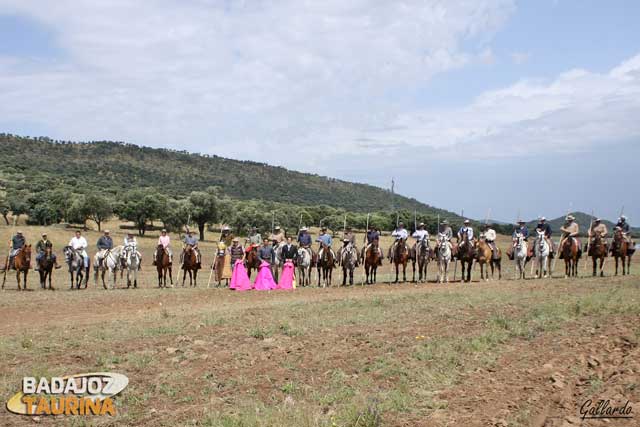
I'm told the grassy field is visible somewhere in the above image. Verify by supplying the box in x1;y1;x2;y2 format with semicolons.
0;221;638;426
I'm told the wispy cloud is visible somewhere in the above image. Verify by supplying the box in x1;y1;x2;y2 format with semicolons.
510;51;531;65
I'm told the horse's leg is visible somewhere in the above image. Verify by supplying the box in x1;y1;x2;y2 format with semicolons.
16;271;21;291
403;262;407;283
182;269;186;287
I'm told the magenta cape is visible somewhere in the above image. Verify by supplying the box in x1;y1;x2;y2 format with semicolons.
230;260;253;291
253;261;277;291
276;260;295;290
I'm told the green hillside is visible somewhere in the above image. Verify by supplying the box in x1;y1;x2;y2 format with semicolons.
0;133;449;214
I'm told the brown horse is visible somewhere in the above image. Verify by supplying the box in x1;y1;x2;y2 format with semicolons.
2;245;31;290
411;238;430;283
364;243;381;284
610;229;630;275
37;247;55;290
457;234;475;283
245;247;261;279
317;245;334;287
560;236;581;277
181;245;199;287
391;239;409;283
587;235;607;277
156;244;173;288
475;239;501;281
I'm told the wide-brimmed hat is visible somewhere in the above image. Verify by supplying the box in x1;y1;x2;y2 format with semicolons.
300;227;308;231
274;226;281;230
594;218;601;222
463;219;470;224
160;229;166;233
16;230;23;234
620;215;627;221
41;232;47;236
566;214;575;221
441;220;448;224
517;219;525;224
222;225;230;231
104;229;110;234
418;222;425;227
539;216;546;221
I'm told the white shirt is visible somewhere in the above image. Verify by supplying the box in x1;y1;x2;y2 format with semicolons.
483;229;497;241
69;236;88;250
392;228;409;240
412;230;429;241
124;236;137;247
458;227;474;240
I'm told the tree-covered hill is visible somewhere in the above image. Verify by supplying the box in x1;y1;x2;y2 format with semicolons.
0;133;448;214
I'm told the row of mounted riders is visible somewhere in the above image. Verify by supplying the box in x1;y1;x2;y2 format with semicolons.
1;217;635;290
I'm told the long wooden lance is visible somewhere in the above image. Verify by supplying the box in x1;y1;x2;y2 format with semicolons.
551;204;571;273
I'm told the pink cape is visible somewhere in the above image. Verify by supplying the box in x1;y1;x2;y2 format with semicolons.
276;260;295;290
230;260;253;291
253;261;277;291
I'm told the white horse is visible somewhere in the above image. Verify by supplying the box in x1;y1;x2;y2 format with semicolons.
94;246;123;289
534;229;550;279
513;233;528;280
436;233;452;283
297;247;312;287
122;245;141;288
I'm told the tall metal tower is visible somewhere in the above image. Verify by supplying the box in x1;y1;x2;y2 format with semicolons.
390;177;395;212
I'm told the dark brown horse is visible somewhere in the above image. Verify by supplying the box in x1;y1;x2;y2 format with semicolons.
560;236;581;277
317;244;334;287
391;239;409;283
587;235;607;277
611;229;630;276
2;245;31;290
475;239;501;281
457;234;475;283
181;245;199;287
245;247;261;279
364;243;381;284
156;244;173;288
37;247;55;290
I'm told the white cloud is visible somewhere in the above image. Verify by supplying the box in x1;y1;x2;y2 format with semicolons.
0;0;513;158
510;51;531;65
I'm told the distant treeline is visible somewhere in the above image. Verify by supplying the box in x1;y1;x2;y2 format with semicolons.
0;133;516;239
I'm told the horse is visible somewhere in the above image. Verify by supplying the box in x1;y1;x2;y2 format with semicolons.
364;243;381;285
94;246;122;289
587;234;607;277
181;245;199;287
533;229;550;279
475;238;501;281
391;239;409;283
435;234;452;283
2;245;31;291
245;247;261;279
611;229;630;276
296;247;312;287
272;242;283;283
122;245;140;288
155;244;173;288
513;233;528;280
457;233;475;283
63;246;87;289
317;244;334;288
560;236;581;278
339;244;357;286
411;238;430;283
37;247;55;290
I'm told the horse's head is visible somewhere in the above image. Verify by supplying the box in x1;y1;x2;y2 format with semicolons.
513;232;523;248
23;244;32;263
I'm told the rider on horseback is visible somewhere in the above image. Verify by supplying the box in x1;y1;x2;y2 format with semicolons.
153;229;173;265
123;232;142;270
34;232;61;270
8;230;26;270
615;215;634;247
439;220;453;241
69;230;90;270
297;227;312;248
457;220;475;246
96;230;113;268
316;227;335;261
182;229;202;268
587;218;608;253
507;220;528;260
480;224;499;260
558;215;580;259
340;227;358;266
362;225;382;266
412;222;429;255
245;227;262;254
536;217;554;256
389;222;409;262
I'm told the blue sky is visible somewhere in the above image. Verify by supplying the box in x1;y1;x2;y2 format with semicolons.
0;0;638;224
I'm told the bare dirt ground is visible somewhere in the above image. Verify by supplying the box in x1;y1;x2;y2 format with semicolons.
0;223;638;426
